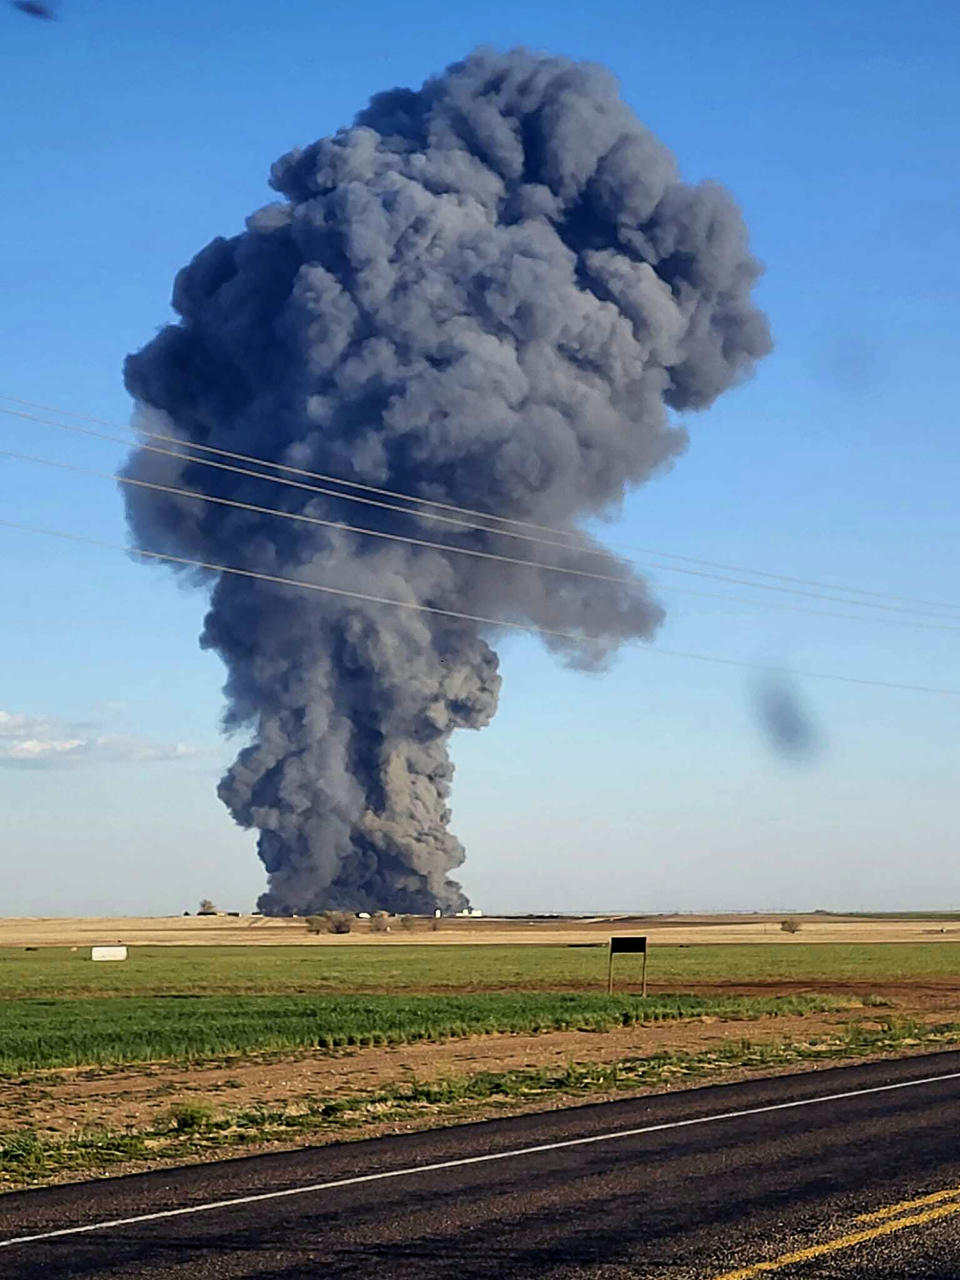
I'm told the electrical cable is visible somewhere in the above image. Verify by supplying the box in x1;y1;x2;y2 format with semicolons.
3;401;958;621
3;393;952;614
5;444;960;635
2;514;958;697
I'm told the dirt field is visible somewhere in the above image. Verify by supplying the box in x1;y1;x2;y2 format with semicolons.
4;913;960;947
5;1010;872;1137
8;977;960;1141
7;989;960;1193
6;913;960;1189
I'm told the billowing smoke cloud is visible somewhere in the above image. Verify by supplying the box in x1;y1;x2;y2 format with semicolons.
121;48;771;914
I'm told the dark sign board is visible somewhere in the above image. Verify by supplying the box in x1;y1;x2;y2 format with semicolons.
610;935;647;955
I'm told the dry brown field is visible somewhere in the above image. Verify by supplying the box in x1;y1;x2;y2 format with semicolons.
2;912;960;947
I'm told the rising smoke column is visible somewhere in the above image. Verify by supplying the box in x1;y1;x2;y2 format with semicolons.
121;49;771;915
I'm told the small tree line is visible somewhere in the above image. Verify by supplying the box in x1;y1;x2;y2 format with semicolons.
305;911;426;935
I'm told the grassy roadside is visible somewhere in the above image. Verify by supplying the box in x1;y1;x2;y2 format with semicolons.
0;992;849;1073
4;1018;960;1191
4;942;960;998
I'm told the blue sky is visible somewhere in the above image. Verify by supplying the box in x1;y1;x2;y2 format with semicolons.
1;0;957;914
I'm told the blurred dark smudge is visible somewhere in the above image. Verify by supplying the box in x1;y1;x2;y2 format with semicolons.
751;671;823;762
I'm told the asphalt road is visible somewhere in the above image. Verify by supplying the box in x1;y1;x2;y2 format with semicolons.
4;1051;960;1278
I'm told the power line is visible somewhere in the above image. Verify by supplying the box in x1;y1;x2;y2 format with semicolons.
2;514;959;697
3;393;958;618
0;394;583;541
6;444;960;636
8;400;958;621
3;401;958;623
1;403;604;543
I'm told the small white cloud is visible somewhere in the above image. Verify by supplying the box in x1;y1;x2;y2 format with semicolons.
0;711;201;769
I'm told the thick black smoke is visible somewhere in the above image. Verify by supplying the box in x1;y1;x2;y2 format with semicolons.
121;49;771;914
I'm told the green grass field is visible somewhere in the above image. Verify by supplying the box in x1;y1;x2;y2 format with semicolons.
1;942;958;999
1;943;952;1076
0;992;847;1073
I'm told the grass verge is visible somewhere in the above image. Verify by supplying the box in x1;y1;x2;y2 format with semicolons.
0;992;849;1073
3;1018;958;1191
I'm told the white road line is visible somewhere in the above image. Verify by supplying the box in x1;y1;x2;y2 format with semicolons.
3;1068;959;1249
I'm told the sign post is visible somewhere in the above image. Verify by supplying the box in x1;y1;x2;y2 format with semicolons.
608;935;647;996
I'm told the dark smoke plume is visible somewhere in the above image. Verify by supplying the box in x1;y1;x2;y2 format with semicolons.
121;49;771;914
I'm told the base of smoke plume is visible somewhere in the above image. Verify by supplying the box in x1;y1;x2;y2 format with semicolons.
1;993;845;1072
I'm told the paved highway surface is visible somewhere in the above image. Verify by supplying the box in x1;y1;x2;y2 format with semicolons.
3;1051;960;1278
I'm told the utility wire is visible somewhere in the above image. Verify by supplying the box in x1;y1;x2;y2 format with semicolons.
2;514;958;696
2;392;958;617
0;395;586;540
5;444;960;636
3;402;958;622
